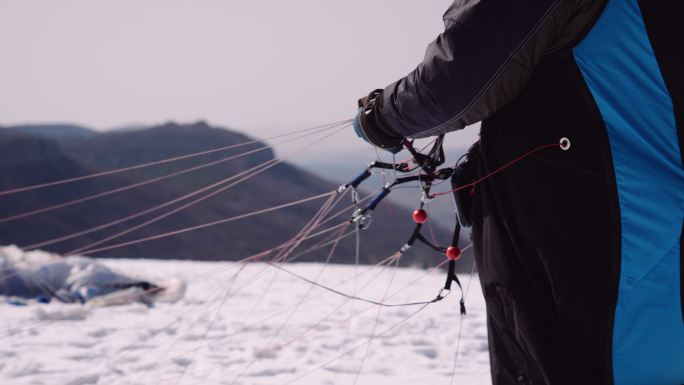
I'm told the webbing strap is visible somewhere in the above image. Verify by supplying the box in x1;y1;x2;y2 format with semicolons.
443;259;466;316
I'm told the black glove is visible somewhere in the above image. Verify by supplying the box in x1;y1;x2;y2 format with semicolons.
353;89;405;154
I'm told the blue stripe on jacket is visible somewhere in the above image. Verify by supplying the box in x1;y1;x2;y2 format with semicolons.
573;0;684;384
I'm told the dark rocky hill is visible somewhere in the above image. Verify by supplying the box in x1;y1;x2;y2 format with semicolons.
1;124;97;139
0;122;474;271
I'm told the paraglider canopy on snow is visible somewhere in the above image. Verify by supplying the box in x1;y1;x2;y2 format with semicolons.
0;246;177;306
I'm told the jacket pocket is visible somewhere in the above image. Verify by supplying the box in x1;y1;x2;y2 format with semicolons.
451;140;481;229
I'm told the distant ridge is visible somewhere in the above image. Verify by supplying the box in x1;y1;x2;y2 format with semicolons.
1;124;97;139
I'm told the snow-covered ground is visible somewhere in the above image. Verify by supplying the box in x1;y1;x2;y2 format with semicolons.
0;254;491;385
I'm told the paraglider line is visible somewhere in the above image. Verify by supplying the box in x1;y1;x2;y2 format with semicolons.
0;120;352;198
0;124;344;226
430;142;563;199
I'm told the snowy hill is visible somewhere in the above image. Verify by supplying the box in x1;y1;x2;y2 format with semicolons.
0;247;491;385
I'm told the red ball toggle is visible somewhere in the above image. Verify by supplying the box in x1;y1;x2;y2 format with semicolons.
446;246;462;261
412;209;428;224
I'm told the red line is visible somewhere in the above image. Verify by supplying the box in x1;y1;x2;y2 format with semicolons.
431;143;561;198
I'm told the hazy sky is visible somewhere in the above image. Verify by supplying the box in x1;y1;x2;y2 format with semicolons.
0;0;479;153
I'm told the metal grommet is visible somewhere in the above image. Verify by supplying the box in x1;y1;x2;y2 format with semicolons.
559;137;571;151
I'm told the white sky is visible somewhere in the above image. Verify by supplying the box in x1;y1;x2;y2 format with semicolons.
0;0;479;153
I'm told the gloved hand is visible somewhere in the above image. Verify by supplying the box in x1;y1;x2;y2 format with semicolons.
354;89;405;154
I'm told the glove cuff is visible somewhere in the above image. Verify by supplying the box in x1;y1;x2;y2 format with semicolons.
357;90;405;151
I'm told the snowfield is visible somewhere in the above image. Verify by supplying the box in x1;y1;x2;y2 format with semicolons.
1;254;491;385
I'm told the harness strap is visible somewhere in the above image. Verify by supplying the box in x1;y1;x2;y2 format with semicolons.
442;259;466;316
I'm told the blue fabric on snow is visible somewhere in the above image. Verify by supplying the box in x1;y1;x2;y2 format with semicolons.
574;1;684;384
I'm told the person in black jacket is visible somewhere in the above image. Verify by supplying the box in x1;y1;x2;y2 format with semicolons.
353;1;684;384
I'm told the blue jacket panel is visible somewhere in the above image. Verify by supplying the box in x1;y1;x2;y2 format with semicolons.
575;1;684;384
